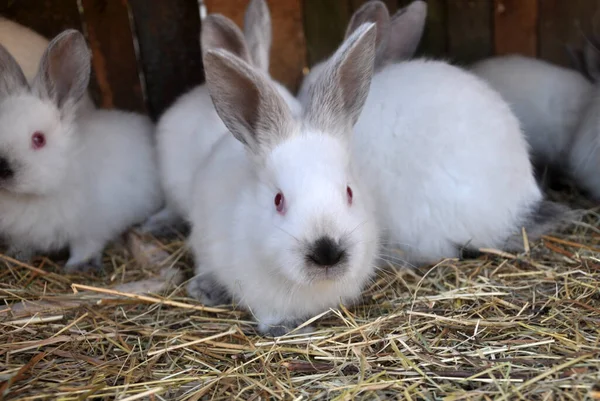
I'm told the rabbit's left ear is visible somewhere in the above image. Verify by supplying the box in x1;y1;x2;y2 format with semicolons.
203;48;294;155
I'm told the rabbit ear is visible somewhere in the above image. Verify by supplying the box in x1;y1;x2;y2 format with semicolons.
201;14;253;65
345;1;390;69
243;0;272;72
305;23;377;137
0;43;28;97
383;0;427;63
33;29;90;109
203;48;294;153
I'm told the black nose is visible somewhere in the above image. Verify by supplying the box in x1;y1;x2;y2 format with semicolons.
0;157;13;180
308;236;346;267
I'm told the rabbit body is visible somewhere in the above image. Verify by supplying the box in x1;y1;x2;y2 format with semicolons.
353;59;546;265
0;107;162;269
0;30;161;271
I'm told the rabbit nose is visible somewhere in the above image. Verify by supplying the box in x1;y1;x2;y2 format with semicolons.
308;236;346;267
0;157;13;180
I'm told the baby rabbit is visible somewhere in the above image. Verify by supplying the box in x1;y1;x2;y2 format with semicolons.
300;0;568;266
0;17;95;114
471;41;600;200
141;0;301;235
0;30;162;272
297;0;427;104
187;24;379;336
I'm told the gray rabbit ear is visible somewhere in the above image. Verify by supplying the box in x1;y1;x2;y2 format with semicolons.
243;0;272;72
33;29;90;109
583;39;600;82
305;23;377;137
203;48;294;154
0;43;28;98
384;0;427;64
201;14;253;65
345;1;390;70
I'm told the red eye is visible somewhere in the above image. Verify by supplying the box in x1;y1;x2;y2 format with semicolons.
31;132;46;150
347;186;353;205
274;192;285;214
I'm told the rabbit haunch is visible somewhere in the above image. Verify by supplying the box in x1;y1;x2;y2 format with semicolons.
0;30;162;271
471;36;600;200
187;23;379;336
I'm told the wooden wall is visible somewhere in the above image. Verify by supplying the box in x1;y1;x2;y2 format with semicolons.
1;0;599;120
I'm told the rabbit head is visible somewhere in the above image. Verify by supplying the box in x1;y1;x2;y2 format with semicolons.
203;23;379;285
298;0;426;104
0;29;89;196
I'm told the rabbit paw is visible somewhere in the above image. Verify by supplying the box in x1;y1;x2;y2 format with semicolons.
5;246;34;263
187;271;231;306
257;317;314;337
64;239;105;273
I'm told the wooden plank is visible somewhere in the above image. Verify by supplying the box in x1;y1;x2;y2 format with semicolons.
302;0;351;66
80;0;145;112
539;0;600;67
128;0;203;120
446;0;493;65
494;0;538;57
204;0;306;94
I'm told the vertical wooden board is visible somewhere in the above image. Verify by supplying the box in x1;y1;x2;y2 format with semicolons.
403;0;447;58
0;0;102;106
446;0;493;65
204;0;306;94
128;0;203;120
302;0;351;66
494;0;538;57
539;0;600;67
80;0;145;112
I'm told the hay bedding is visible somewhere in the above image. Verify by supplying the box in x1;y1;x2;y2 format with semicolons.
1;192;599;400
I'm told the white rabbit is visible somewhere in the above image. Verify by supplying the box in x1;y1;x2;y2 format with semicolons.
297;0;427;104
140;0;301;235
0;17;96;114
0;30;162;272
471;55;593;179
299;3;569;266
472;39;600;201
187;24;379;336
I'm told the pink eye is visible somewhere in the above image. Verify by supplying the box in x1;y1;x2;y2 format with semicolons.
347;186;353;205
274;192;285;214
31;132;46;150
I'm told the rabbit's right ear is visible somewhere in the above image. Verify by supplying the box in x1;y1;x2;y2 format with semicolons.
344;1;390;69
201;14;253;65
33;29;90;109
0;43;28;97
305;23;377;137
384;0;427;63
203;49;294;154
243;0;272;72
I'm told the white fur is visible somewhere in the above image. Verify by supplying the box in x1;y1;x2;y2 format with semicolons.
471;55;593;167
0;30;162;270
189;133;377;332
0;17;96;114
141;10;302;234
0;105;162;267
351;59;543;265
188;24;379;335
